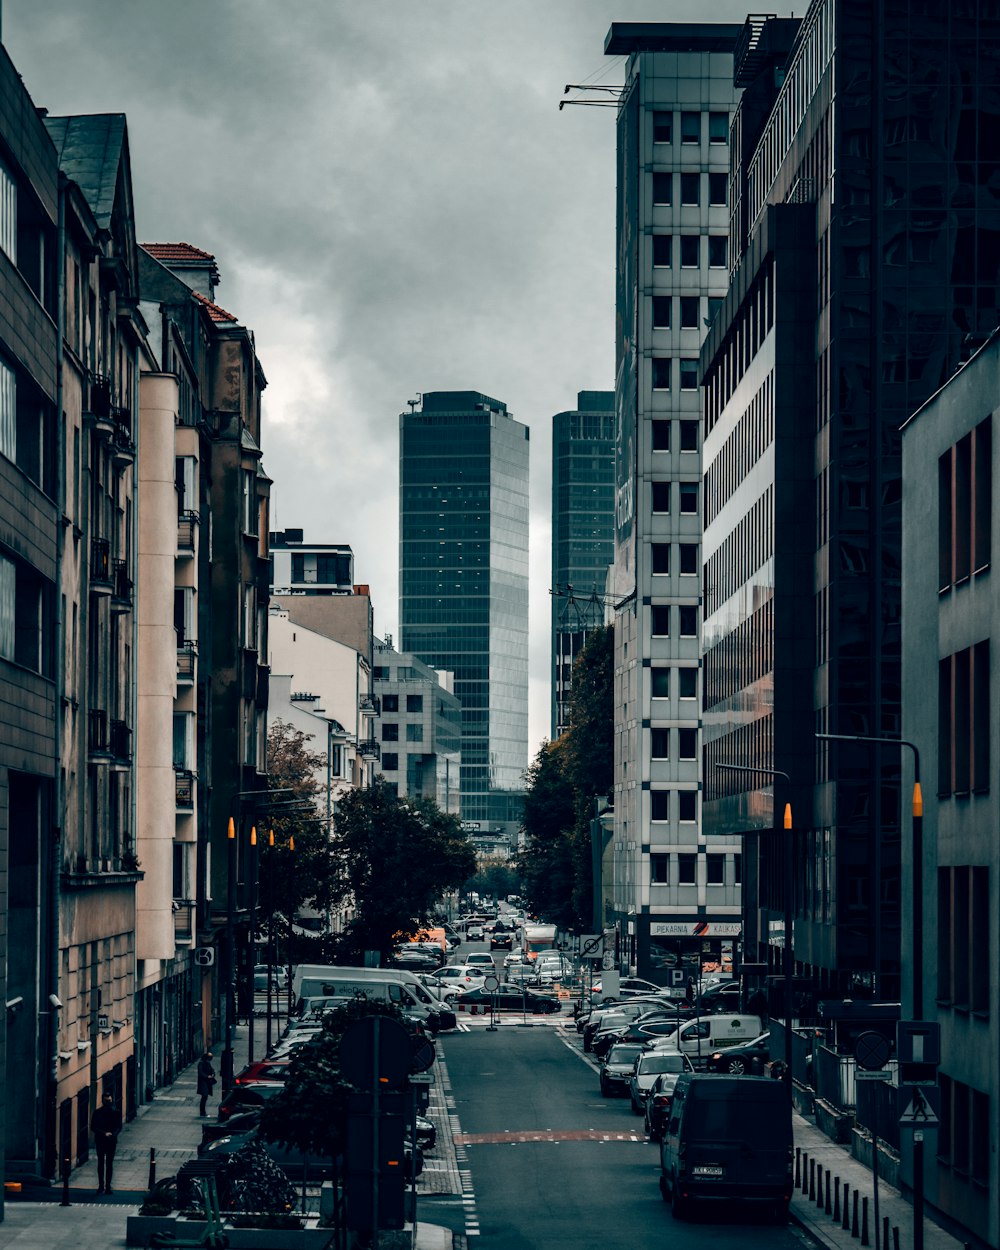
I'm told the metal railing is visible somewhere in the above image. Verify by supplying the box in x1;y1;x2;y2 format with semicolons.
177;641;197;682
177;511;199;553
90;537;113;587
175;769;196;809
110;718;132;764
814;1044;857;1109
357;739;381;760
111;559;133;608
88;708;110;755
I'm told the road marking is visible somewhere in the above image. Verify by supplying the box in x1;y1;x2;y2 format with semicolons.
455;1128;645;1145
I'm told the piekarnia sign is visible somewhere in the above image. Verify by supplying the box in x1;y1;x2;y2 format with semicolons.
650;922;743;937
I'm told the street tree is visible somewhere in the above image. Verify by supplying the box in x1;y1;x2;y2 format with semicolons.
518;738;577;928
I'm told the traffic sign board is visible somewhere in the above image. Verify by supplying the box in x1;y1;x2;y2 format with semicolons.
580;934;604;960
899;1087;939;1126
484;974;500;992
855;1030;891;1071
856;1069;893;1081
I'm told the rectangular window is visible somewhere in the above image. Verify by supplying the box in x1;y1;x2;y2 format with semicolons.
652;358;671;390
709;111;728;143
651;543;670;575
175;455;197;515
678;728;697;759
680;360;699;390
708;235;728;267
680;297;699;329
678;853;697;884
242;468;258;535
678;667;697;698
651;728;669;758
0;159;16;262
652;173;672;205
652;234;672;267
679;605;698;636
653;112;672;143
733;852;742;882
937;866;953;1001
706;856;724;885
681;112;700;144
173;712;194;769
679;543;698;575
651;605;670;636
651;420;670;451
679;483;699;514
678;790;697;822
651;853;669;884
680;420;698;451
652;296;671;328
971;866;989;1014
651;667;670;698
406;694;423;712
973;417;991;571
381;723;399;742
382;694;399;712
938;658;952;795
709;172;728;205
382;753;398;771
680;172;700;205
938;448;953;590
955;432;972;581
680;236;699;267
650;790;670;820
406;723;424;743
0;554;13;658
972;640;990;792
652;481;671;512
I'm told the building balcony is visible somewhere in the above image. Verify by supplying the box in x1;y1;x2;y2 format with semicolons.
177;511;199;556
177;640;197;685
90;537;113;593
358;739;381;760
111;559;133;612
87;709;111;759
85;376;115;436
173;899;195;943
109;718;132;768
175;769;196;810
359;695;381;716
110;406;135;465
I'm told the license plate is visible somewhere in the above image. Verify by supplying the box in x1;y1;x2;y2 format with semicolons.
693;1166;724;1177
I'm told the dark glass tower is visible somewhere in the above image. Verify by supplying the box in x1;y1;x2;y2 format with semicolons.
399;391;529;829
550;391;615;739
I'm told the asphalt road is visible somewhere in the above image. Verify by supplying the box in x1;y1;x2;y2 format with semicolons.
438;1023;811;1250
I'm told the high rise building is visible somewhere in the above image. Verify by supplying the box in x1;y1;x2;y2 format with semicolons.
550;391;615;740
399;391;529;832
604;23;742;979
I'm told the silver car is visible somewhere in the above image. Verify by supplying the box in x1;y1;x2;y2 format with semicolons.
628;1050;693;1114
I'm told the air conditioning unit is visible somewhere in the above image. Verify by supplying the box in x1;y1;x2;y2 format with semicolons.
194;947;215;967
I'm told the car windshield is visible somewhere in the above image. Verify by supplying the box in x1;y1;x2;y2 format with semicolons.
607;1045;643;1064
638;1054;687;1074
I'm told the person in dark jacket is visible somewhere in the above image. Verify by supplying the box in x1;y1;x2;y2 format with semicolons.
197;1051;216;1117
91;1093;121;1194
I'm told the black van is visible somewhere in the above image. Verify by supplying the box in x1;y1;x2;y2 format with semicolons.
658;1074;793;1222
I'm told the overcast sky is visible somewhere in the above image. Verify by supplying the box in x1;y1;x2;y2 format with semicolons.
7;0;793;760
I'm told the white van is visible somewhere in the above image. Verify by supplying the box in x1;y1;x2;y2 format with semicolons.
649;1014;764;1068
292;965;456;1030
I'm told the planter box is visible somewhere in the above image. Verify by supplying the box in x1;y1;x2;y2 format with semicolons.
126;1211;334;1250
126;1214;207;1245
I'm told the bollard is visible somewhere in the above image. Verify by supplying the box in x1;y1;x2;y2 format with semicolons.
801;1151;809;1192
852;1189;860;1237
883;1215;890;1250
817;1164;825;1209
809;1157;816;1201
861;1195;870;1246
60;1155;71;1207
148;1147;156;1191
892;1227;900;1250
834;1177;841;1223
843;1182;851;1230
795;1146;801;1188
825;1169;832;1215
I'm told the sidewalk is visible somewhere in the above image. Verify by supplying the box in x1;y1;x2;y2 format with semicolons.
0;1022;454;1250
790;1112;966;1250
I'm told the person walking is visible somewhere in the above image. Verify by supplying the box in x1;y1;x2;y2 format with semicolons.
90;1092;121;1195
197;1050;216;1117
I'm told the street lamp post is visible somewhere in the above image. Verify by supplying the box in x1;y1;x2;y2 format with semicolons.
714;763;794;1099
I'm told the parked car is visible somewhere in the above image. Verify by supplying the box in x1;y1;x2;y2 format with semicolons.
429;965;486;992
234;1060;291;1085
391;943;442;971
466;924;485;941
201;1127;424;1184
464;952;497;971
458;983;561;1014
695;979;743;1012
217;1082;285;1123
704;1031;771;1074
490;925;513;951
591;977;663;999
599;1043;644;1097
628;1051;693;1115
592;1014;684;1061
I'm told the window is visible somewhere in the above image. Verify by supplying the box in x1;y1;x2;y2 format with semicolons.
175;456;197;515
678;853;697;884
678;791;697;822
709;111;728;143
680;173;700;205
678;667;697;699
652;234;672;267
680;483;699;514
680;360;699;390
707;296;723;324
680;420;698;451
652;173;672;205
680;297;699;329
652;358;671;390
651;728;669;758
0;551;52;674
0;159;16;262
709;172;728;205
652;543;670;575
650;790;670;820
652;481;670;512
651;854;669;883
651;420;670;451
680;236;699;267
381;723;399;742
707;856;725;885
653;112;672;143
651;605;670;636
708;235;728;267
173;712;194;770
406;723;423;742
733;852;742;882
382;694;399;712
678;728;697;759
242;468;258;535
681;112;700;144
651;667;670;698
0;357;14;462
679;543;698;575
652;296;671;328
382;753;399;771
679;605;698;636
174;586;195;645
406;694;423;712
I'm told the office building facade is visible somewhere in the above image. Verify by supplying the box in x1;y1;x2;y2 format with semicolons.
399;391;529;832
550;391;615;740
605;24;742;980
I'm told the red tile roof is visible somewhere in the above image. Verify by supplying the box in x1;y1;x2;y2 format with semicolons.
142;242;216;263
192;290;238;324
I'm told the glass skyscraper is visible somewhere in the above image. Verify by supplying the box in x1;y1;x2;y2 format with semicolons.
550;391;615;739
399;391;529;829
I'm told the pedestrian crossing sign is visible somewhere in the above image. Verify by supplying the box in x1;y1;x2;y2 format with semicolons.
899;1088;939;1126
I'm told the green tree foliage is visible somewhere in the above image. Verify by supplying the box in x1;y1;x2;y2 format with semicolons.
519;625;614;930
332;783;476;963
462;857;521;904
